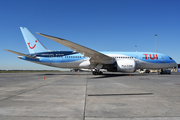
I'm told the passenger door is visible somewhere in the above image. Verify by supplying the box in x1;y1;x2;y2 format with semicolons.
160;55;165;62
49;54;54;61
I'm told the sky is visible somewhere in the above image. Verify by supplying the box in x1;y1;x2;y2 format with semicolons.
0;0;180;70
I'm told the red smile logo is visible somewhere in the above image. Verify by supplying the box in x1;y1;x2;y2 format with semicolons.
27;40;37;49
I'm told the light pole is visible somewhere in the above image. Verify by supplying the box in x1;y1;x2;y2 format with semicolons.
155;34;157;52
135;45;137;52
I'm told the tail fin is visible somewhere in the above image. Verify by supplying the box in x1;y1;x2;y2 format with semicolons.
20;27;48;54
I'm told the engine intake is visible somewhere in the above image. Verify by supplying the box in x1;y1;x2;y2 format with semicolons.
116;59;137;73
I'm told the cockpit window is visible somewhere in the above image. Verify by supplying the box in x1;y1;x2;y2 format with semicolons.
169;57;173;60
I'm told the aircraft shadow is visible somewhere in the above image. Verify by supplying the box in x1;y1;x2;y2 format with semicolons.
88;73;150;79
37;72;162;78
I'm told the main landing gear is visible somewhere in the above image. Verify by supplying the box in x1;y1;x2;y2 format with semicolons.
159;69;171;74
92;64;103;75
92;70;103;75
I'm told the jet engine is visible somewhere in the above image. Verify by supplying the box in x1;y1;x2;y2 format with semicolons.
116;59;137;73
79;60;91;68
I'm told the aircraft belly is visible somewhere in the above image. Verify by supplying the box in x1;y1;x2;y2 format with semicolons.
138;61;175;69
48;61;80;68
66;61;82;68
25;57;92;69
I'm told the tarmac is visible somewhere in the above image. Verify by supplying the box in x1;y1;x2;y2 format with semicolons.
0;72;180;120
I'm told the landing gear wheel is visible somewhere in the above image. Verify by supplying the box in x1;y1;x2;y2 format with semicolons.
160;69;164;74
93;71;97;75
92;71;103;75
99;71;103;75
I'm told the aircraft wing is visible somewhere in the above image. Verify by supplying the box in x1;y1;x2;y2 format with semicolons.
4;49;39;59
37;33;114;64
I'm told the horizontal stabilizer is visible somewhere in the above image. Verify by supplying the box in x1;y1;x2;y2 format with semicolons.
4;49;39;59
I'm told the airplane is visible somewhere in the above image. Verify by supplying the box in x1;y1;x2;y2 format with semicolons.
4;27;177;75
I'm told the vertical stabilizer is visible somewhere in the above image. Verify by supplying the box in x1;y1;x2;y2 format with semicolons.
20;27;48;54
